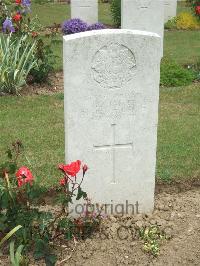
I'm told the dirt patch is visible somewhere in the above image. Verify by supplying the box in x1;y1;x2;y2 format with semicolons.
155;177;200;194
62;188;200;266
1;187;200;266
20;72;64;96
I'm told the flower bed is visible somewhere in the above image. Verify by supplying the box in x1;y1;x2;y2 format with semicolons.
61;18;105;35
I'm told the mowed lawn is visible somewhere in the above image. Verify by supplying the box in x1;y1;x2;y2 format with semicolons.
31;2;113;27
0;94;65;187
0;84;199;187
0;2;199;187
32;2;200;70
31;1;191;27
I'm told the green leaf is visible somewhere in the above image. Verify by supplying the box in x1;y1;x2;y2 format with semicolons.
34;239;46;260
0;225;22;247
8;163;17;175
6;149;13;159
45;254;57;266
0;162;17;176
66;194;73;204
9;241;16;265
34;238;57;266
76;187;87;201
65;231;73;241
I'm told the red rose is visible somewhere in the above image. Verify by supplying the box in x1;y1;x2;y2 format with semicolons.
15;0;21;4
60;178;66;186
195;6;200;15
31;31;38;38
13;13;22;22
58;160;81;177
16;166;34;187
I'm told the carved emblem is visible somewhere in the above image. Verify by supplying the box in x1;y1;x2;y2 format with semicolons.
91;43;136;89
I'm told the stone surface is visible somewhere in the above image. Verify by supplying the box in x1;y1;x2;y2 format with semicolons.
71;0;98;24
164;0;177;22
63;29;161;215
121;0;164;56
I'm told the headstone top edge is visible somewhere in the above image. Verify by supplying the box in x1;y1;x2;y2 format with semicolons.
63;29;161;42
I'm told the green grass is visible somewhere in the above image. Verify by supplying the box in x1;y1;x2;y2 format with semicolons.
0;94;65;187
31;1;191;27
31;2;113;27
164;31;200;65
0;1;199;187
0;85;199;187
31;2;200;70
157;84;200;181
32;3;70;27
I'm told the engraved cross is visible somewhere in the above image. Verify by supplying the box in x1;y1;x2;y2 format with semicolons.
94;124;133;184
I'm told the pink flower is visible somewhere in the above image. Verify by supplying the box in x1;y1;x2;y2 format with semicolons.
16;166;34;187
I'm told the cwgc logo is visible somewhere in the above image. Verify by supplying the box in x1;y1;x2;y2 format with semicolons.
91;43;136;89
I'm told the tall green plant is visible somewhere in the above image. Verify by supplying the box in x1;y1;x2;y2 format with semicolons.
110;0;121;27
0;226;22;248
160;59;196;87
9;242;28;266
0;34;37;94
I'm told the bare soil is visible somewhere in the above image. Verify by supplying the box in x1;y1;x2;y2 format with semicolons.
1;184;200;266
62;187;200;266
21;72;64;96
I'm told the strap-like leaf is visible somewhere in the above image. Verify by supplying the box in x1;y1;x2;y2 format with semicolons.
0;225;22;247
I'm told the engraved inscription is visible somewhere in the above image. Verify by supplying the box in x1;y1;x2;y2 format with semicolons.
94;124;133;184
91;43;136;89
93;91;135;120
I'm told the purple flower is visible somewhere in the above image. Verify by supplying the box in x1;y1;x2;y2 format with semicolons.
22;0;31;7
87;23;106;31
2;18;15;33
22;0;31;13
62;18;88;35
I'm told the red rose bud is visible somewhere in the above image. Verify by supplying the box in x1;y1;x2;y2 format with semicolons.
13;13;22;22
60;178;66;186
82;164;88;176
15;0;21;4
31;31;38;38
195;6;200;15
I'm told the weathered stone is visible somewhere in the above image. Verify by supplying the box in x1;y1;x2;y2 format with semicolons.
164;0;177;23
71;0;98;24
121;0;164;56
63;29;161;215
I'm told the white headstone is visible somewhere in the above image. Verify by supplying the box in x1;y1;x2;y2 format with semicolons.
63;29;161;215
164;0;177;22
71;0;98;24
121;0;164;56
